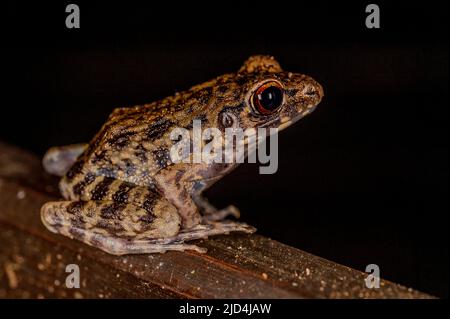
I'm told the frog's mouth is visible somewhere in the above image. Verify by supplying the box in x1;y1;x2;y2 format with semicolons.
258;116;281;129
278;112;306;130
259;114;296;132
278;104;318;131
257;103;316;132
278;120;293;131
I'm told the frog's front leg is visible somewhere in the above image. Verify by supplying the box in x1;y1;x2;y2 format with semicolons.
192;193;241;221
41;200;206;255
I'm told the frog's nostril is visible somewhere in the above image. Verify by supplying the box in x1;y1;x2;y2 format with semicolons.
305;88;317;97
303;81;324;102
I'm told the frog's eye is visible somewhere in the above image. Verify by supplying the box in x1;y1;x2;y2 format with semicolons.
251;81;284;115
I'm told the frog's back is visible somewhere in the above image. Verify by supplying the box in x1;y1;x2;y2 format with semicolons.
60;111;172;195
59;76;224;199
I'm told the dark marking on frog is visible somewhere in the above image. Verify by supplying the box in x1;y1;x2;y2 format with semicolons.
217;85;229;93
67;201;85;215
108;131;134;150
96;218;125;234
92;150;108;164
70;215;86;230
286;89;299;97
112;182;133;203
153;148;171;169
146;118;172;141
235;76;248;86
142;194;157;213
175;170;185;184
194;87;213;105
72;172;96;196
222;104;245;114
138;212;156;226
91;178;115;200
134;144;148;163
100;202;126;220
66;160;84;180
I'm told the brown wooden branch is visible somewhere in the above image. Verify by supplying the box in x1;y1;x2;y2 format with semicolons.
0;141;432;298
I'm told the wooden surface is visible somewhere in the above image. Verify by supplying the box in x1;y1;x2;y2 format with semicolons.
0;141;432;298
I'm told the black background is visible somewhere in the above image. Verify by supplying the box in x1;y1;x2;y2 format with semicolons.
2;1;448;297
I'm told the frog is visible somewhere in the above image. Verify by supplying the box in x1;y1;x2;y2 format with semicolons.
41;55;324;255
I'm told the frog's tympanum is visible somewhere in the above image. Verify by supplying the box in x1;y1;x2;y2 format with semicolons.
41;55;324;255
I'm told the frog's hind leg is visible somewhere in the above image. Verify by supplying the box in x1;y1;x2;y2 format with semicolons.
43;143;87;176
40;200;205;255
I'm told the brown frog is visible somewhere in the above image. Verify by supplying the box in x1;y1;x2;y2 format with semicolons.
41;55;324;255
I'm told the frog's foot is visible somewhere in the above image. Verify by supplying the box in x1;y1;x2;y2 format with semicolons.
43;143;87;176
40;200;206;255
193;195;241;221
174;220;256;242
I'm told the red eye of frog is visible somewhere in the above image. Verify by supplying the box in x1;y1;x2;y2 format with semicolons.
251;81;284;115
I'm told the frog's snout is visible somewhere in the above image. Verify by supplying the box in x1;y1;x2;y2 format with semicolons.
299;77;324;106
287;79;322;118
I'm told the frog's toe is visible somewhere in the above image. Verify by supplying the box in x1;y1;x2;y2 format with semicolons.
203;205;241;221
224;205;241;219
